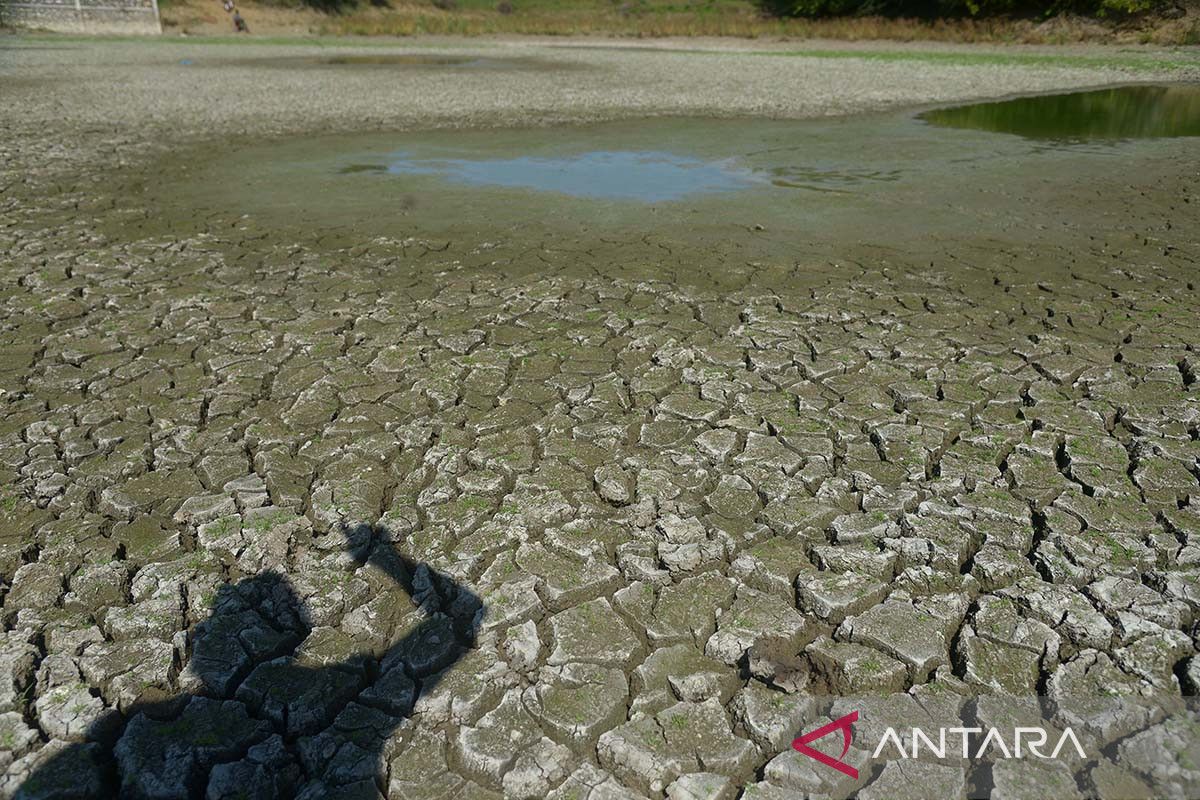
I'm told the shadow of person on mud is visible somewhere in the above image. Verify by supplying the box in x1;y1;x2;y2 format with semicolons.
15;523;482;800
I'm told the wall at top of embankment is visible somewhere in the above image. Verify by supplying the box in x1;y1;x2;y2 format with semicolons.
1;0;160;34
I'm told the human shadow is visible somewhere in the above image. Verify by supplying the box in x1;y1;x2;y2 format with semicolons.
14;522;482;800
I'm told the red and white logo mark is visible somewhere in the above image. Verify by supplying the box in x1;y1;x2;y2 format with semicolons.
792;711;859;779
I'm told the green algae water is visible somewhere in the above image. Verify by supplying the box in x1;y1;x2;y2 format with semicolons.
922;84;1200;140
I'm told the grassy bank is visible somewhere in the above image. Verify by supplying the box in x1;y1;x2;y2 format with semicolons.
158;0;1200;43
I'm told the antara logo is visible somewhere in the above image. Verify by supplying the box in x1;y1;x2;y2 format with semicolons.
792;710;1088;778
792;711;860;779
872;726;1087;760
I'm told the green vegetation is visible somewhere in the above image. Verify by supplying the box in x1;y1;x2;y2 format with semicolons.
139;0;1200;43
751;46;1198;72
758;0;1167;19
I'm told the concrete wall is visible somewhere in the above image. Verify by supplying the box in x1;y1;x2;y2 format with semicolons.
1;0;161;34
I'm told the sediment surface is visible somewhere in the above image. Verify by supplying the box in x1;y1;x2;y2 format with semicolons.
1;36;1199;799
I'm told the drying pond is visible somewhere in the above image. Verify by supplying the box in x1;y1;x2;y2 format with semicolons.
141;84;1199;270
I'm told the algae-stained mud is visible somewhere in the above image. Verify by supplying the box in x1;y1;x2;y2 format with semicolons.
3;36;1200;800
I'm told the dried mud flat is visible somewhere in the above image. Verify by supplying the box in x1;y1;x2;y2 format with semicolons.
1;36;1200;800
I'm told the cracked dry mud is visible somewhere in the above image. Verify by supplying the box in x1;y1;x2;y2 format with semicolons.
2;37;1200;800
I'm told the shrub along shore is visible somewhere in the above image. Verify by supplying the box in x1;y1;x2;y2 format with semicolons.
153;0;1200;44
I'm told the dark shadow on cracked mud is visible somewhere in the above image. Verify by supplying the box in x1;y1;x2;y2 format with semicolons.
15;523;482;800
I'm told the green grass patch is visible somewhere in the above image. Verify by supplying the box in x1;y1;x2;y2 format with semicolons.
749;46;1199;71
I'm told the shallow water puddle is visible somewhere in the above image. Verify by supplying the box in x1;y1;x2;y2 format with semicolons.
922;84;1200;140
356;151;759;202
340;153;908;200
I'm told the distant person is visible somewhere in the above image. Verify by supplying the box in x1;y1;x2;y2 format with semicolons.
233;8;248;31
222;0;234;11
